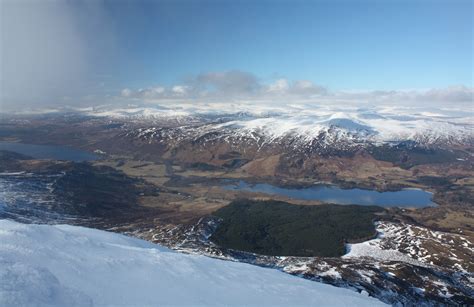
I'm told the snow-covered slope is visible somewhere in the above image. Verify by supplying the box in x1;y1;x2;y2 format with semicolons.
0;220;386;307
89;103;473;148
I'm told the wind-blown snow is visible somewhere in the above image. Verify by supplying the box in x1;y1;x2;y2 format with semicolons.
0;220;386;307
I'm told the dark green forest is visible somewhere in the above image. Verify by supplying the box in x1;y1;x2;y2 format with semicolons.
211;199;384;257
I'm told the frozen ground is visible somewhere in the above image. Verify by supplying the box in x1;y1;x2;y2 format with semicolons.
0;219;386;307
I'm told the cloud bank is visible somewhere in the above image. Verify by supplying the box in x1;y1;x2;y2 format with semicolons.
120;70;473;107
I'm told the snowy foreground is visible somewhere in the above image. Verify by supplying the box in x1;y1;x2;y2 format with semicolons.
0;220;386;307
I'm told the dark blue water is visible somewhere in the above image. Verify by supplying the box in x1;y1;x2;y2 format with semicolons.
0;142;98;161
224;180;436;208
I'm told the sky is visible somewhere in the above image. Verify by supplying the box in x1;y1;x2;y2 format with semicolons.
0;0;472;111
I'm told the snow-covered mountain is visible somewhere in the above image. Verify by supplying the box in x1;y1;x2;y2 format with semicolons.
85;103;473;149
0;219;386;307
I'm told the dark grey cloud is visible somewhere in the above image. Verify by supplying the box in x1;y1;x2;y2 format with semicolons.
0;0;116;111
1;1;83;108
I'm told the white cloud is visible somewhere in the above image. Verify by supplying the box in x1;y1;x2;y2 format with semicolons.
339;86;473;105
172;85;188;95
291;80;327;95
265;79;327;96
121;88;132;97
420;85;473;102
267;79;290;93
118;71;472;108
119;71;331;102
150;86;165;95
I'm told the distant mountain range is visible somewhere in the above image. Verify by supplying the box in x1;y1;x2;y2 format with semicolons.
83;103;473;149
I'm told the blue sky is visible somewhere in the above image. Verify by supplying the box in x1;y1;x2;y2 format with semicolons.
1;0;472;108
99;0;473;90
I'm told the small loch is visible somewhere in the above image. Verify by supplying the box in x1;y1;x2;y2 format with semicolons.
223;180;436;208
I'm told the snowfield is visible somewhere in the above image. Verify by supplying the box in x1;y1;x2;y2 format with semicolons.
0;220;386;307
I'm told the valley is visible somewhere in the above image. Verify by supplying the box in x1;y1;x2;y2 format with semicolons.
0;106;473;305
2;2;472;306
